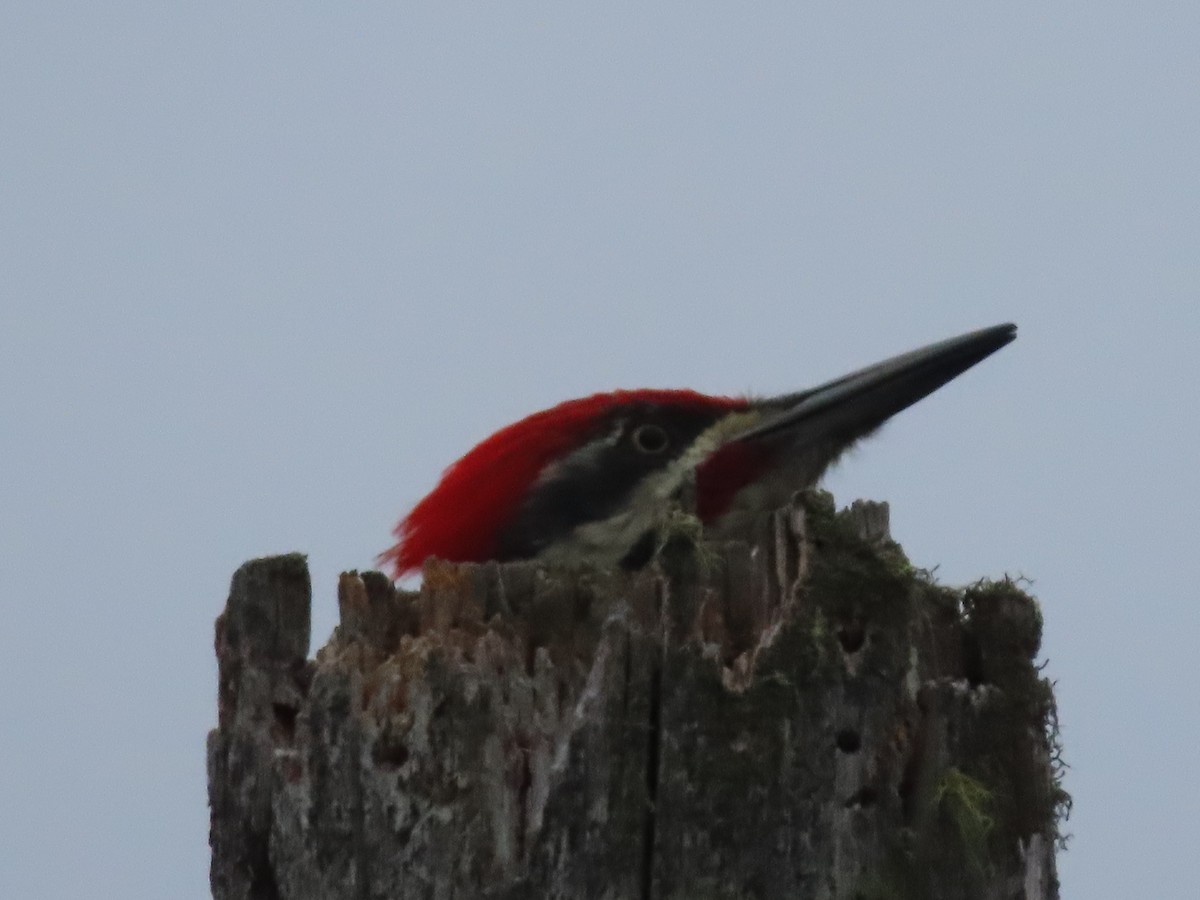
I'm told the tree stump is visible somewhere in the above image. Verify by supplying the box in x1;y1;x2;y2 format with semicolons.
208;491;1068;899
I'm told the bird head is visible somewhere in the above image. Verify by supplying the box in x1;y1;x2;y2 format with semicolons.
380;323;1016;578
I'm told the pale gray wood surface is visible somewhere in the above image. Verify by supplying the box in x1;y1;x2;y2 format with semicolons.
208;493;1066;899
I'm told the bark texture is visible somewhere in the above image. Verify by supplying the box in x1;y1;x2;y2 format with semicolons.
209;492;1067;900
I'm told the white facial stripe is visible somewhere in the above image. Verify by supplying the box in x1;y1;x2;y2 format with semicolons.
658;409;762;497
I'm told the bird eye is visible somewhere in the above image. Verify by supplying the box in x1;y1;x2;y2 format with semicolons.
631;423;670;454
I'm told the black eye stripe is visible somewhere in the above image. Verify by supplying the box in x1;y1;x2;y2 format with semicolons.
495;403;724;563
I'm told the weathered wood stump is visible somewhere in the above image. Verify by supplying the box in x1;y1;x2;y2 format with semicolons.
208;491;1067;899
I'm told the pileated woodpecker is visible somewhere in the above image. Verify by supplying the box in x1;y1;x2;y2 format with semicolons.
381;324;1016;578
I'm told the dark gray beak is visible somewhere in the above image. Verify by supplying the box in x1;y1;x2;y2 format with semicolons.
739;323;1017;447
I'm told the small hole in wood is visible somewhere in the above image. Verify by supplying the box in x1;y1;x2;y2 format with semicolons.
836;729;862;753
271;703;298;742
838;622;866;653
372;738;409;770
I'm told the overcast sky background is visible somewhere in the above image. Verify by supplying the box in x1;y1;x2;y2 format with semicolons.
3;4;1197;897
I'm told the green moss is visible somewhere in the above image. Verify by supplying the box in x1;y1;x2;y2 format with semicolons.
1045;698;1074;849
852;873;907;900
677;489;1070;888
954;576;1072;853
809;607;829;643
800;607;834;670
935;768;996;872
795;492;914;677
964;577;1044;663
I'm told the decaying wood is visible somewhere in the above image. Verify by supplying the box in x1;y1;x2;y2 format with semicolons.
208;492;1068;899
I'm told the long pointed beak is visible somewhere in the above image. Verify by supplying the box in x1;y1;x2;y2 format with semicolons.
738;323;1017;446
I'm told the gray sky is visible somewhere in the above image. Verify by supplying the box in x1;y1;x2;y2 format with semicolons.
3;3;1197;897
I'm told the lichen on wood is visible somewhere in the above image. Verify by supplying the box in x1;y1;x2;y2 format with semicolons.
208;491;1067;900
